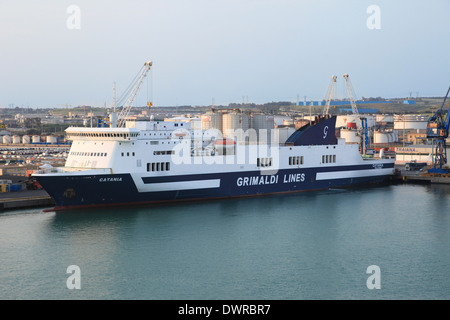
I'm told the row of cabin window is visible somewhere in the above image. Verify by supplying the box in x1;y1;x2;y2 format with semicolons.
289;156;304;166
71;151;108;157
147;162;170;172
69;132;138;138
121;152;135;157
143;132;170;136
154;150;175;155
322;155;336;164
257;157;272;167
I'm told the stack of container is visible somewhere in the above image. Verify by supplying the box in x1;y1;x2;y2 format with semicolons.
0;179;12;193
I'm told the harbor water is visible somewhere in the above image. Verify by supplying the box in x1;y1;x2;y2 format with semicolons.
1;183;449;300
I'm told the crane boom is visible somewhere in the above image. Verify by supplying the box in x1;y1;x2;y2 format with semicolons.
343;74;370;155
323;75;337;115
343;74;359;117
116;61;153;128
426;85;450;173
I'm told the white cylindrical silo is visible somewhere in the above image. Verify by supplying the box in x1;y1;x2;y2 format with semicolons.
273;127;296;144
22;135;30;144
201;112;223;133
46;135;57;144
12;135;21;144
394;115;428;130
32;135;40;144
373;131;389;144
2;135;11;144
251;114;275;144
376;114;394;123
222;112;249;139
201;114;212;130
393;130;399;141
340;129;360;144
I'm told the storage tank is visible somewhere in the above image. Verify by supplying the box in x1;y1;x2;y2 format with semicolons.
251;114;274;144
373;130;399;144
46;135;57;144
251;114;274;131
393;130;399;141
22;135;30;144
273;127;296;144
32;135;40;144
373;131;389;144
393;115;428;130
340;129;360;144
222;112;249;139
2;135;11;144
201;112;223;133
12;135;21;144
376;114;394;123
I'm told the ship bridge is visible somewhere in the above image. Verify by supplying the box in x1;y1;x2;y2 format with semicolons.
65;127;140;142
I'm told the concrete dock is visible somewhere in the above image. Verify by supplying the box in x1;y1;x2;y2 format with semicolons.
0;189;54;211
392;166;450;184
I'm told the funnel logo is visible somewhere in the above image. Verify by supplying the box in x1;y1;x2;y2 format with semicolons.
323;126;329;139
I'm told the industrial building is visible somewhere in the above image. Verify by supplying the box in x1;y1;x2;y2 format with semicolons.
395;145;435;164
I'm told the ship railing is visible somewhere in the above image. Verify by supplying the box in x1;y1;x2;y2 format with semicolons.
35;167;82;174
35;168;61;174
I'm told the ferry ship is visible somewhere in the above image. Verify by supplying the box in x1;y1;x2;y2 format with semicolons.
33;115;395;210
33;62;395;210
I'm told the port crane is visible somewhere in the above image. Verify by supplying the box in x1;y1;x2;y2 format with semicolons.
343;74;369;155
343;74;360;117
116;61;153;128
323;75;337;116
426;85;450;174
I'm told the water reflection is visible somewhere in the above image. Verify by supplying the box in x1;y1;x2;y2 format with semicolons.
3;183;449;299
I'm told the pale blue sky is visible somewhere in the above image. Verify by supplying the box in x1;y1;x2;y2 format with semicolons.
1;0;449;108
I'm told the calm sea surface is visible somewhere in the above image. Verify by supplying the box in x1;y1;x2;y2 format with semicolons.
1;183;449;300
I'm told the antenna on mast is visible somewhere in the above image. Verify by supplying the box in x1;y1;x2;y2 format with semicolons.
113;82;116;113
109;81;118;128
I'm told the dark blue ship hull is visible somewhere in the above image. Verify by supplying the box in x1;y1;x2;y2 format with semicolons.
36;163;394;211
